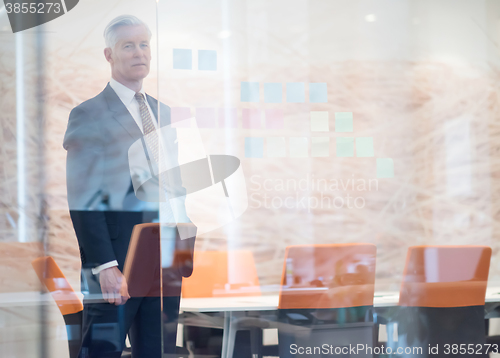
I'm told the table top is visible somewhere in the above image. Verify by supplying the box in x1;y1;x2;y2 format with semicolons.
2;287;500;311
179;292;400;312
180;287;500;312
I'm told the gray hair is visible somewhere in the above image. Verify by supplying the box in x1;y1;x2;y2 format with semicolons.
104;15;152;48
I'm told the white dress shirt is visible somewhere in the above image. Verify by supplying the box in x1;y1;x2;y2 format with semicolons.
92;78;158;275
109;78;158;133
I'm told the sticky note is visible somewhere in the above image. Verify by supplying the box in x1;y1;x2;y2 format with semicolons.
245;137;264;158
286;83;305;103
290;137;308;157
242;109;261;129
198;50;217;71
336;137;354;157
265;109;284;129
267;137;286;157
241;82;259;102
218;108;238;128
377;158;394;178
195;108;216;128
311;111;329;132
356;137;374;157
309;83;327;103
171;107;191;127
173;49;192;70
311;137;329;157
264;83;282;103
335;112;353;132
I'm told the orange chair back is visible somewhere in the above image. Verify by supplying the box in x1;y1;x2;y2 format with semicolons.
182;250;261;298
31;256;83;316
123;223;197;297
278;244;376;309
399;245;491;307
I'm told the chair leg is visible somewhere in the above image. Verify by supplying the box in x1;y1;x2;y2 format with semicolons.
63;311;82;358
386;322;398;353
249;327;263;358
228;317;263;358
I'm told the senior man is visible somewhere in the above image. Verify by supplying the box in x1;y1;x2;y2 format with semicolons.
64;15;194;357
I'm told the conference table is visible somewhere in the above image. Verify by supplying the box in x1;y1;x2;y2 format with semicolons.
178;287;500;358
3;288;500;358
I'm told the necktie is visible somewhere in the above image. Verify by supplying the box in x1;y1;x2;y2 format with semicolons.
134;93;176;226
135;92;159;160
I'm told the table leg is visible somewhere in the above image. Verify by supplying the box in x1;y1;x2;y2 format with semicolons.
221;311;230;358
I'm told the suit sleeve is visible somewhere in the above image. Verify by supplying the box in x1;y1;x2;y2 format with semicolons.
64;106;117;267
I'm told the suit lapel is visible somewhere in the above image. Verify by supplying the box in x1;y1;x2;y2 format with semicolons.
103;83;143;141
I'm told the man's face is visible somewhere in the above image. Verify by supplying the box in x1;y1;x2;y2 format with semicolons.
106;25;151;84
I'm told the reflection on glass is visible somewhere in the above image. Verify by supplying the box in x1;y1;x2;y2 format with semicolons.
4;0;500;357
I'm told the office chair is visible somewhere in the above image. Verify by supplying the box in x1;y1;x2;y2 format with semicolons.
182;250;261;298
277;243;377;358
391;245;491;358
31;256;138;358
32;256;84;358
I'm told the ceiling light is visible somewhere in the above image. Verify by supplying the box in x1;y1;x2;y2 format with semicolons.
365;14;376;22
218;31;231;39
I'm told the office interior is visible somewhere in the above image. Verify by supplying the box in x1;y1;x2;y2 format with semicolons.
2;0;500;357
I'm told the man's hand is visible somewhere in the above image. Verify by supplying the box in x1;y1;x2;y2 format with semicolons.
99;266;130;305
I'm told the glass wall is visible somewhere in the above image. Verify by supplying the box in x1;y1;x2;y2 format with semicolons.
2;0;500;357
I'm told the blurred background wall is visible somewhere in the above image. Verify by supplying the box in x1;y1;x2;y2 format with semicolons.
2;1;500;354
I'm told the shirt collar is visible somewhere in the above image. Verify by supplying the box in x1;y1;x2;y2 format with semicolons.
109;78;146;106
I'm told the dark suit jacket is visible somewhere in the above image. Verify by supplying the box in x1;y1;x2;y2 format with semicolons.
63;83;194;279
